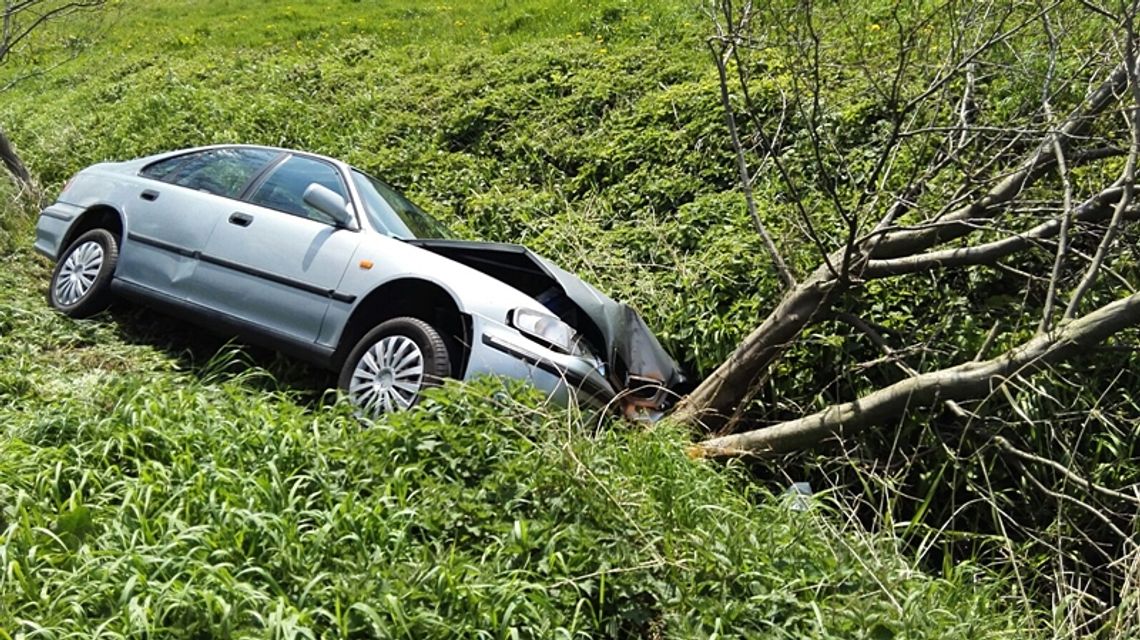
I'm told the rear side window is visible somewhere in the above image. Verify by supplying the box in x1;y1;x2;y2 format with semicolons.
139;154;186;180
140;148;278;198
247;155;348;224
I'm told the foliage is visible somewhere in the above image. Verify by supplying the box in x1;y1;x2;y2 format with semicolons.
0;0;1115;635
700;1;1140;633
0;249;1033;637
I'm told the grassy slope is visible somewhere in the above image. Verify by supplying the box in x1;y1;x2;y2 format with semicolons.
4;0;761;377
0;1;1037;636
0;257;1029;638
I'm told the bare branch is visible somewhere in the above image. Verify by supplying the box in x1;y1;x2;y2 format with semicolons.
1018;461;1135;544
708;31;797;289
861;185;1128;278
869;62;1130;260
0;1;104;65
1040;10;1075;332
833;311;972;418
992;435;1140;506
1064;9;1140;319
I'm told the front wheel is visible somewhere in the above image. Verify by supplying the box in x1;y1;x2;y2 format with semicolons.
338;317;452;417
49;228;119;318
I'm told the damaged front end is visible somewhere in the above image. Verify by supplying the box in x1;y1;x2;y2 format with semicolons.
406;239;688;413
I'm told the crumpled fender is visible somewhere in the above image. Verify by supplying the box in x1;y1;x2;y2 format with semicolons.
405;239;687;406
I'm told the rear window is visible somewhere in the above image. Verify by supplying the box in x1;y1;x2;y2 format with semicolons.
139;154;187;180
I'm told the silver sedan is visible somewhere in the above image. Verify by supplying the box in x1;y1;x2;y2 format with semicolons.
35;145;686;416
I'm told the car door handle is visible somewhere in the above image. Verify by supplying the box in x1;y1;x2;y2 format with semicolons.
228;212;254;227
140;189;159;201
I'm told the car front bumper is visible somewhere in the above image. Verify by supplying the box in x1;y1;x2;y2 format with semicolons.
463;313;617;410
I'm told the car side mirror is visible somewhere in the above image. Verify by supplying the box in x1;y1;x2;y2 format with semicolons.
303;183;357;229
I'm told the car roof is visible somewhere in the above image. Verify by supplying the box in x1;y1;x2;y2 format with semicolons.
132;143;348;170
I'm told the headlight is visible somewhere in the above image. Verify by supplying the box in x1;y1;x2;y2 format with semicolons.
510;308;579;354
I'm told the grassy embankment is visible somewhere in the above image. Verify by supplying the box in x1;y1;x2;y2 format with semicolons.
0;0;1042;636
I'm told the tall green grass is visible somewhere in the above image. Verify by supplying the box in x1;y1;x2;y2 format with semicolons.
0;248;1035;637
0;0;1061;635
100;0;699;53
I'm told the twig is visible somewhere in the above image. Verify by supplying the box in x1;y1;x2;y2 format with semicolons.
1065;12;1140;319
1040;10;1076;333
992;435;1140;506
707;24;796;289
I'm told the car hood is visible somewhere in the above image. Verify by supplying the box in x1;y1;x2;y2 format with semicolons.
405;239;687;402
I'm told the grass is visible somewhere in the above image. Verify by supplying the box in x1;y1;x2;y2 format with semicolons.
0;0;1055;636
0;246;1035;637
100;0;700;53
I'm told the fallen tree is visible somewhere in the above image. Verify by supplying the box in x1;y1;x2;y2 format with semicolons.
677;0;1140;454
700;290;1140;455
675;2;1140;628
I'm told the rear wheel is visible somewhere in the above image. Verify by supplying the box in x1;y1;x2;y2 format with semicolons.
338;317;452;416
49;228;119;318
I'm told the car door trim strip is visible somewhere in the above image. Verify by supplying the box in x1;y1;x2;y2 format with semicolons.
127;231;357;304
127;231;196;258
198;253;358;303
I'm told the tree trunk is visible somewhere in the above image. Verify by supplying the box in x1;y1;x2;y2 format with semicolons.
0;126;35;197
670;265;844;430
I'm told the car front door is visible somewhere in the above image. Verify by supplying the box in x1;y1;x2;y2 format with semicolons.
190;154;362;345
118;147;280;299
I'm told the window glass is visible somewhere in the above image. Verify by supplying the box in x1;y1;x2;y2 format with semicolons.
351;170;453;239
248;155;348;224
141;148;277;198
139;154;191;180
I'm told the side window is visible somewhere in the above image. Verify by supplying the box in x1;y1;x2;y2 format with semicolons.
139;153;195;180
247;155;348;224
141;148;278;198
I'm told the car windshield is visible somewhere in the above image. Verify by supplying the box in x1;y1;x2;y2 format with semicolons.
351;170;453;239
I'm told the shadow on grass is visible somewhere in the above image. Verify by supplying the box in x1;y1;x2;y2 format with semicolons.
106;300;337;405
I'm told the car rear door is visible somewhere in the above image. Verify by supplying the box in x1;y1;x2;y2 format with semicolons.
190;154;362;345
118;148;279;299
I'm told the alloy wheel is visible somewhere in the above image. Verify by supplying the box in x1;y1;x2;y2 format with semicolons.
348;335;426;415
54;240;105;306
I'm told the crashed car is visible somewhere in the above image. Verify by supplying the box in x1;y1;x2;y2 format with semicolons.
35;144;686;416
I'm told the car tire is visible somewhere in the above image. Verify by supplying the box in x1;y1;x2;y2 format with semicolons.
338;317;452;416
49;228;119;318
